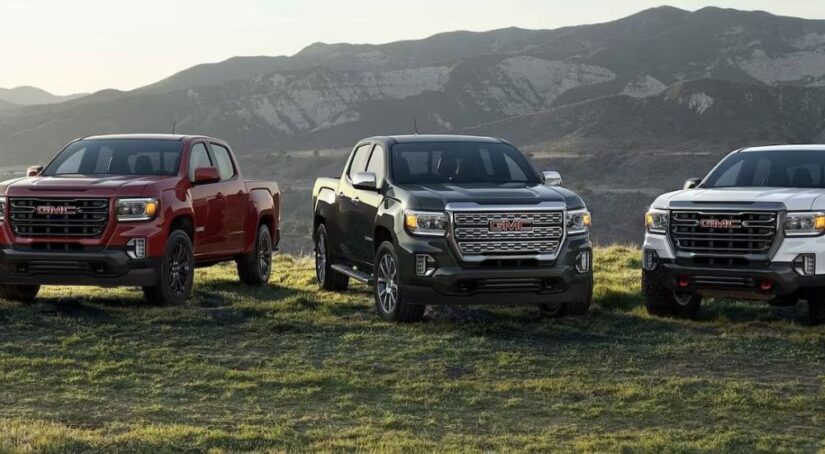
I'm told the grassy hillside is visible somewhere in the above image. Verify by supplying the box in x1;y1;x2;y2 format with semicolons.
0;246;823;452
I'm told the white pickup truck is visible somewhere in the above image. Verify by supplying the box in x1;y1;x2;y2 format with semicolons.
642;145;825;324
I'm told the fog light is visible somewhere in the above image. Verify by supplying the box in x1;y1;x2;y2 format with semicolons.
793;254;816;276
575;250;591;273
415;254;437;276
126;238;146;260
643;249;659;271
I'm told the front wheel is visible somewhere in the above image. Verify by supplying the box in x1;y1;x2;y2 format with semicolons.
804;290;825;325
643;269;701;319
143;230;194;306
538;276;593;317
373;242;424;323
237;224;273;286
0;285;40;303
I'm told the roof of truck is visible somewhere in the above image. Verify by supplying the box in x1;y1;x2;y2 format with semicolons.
741;144;825;152
80;133;219;142
378;134;505;144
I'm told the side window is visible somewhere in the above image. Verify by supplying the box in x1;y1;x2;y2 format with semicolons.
188;143;212;182
366;144;385;183
211;144;237;181
347;144;372;180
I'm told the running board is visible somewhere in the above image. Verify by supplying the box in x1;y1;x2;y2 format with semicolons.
331;264;374;285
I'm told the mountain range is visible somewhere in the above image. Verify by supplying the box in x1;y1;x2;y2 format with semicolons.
0;86;87;107
2;5;825;250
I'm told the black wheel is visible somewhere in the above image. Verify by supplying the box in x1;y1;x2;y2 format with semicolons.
237;224;273;286
643;269;701;318
373;241;424;323
143;230;194;306
538;276;593;317
315;224;348;291
0;285;40;303
804;290;825;325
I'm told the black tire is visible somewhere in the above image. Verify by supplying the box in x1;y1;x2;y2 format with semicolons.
315;224;349;291
237;224;273;286
643;269;701;319
538;276;593;317
804;290;825;325
0;284;40;303
373;241;424;323
142;230;194;306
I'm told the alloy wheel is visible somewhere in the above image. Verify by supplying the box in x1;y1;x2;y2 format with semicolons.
376;253;399;313
316;232;327;284
169;243;191;296
258;233;272;279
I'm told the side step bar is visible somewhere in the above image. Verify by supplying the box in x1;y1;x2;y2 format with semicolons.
331;264;374;285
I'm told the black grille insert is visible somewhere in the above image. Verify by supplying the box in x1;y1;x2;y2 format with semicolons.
669;210;778;257
9;198;110;238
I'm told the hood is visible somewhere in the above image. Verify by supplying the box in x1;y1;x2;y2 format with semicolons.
395;182;584;211
653;187;825;211
1;175;175;198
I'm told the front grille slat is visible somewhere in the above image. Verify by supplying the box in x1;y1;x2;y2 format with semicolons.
452;210;564;258
9;198;110;238
669;210;777;262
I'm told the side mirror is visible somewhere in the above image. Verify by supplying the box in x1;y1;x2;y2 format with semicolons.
683;178;702;190
193;167;221;185
352;172;377;190
543;171;563;186
27;165;44;177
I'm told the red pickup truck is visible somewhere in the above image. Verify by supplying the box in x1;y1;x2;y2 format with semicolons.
0;134;280;305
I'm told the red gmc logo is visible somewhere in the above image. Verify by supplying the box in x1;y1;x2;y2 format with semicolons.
36;205;76;216
699;218;741;229
489;219;533;232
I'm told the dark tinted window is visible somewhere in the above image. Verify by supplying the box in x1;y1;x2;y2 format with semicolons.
44;139;183;176
391;142;538;184
188;143;212;181
348;144;371;180
366;144;385;183
211;144;236;180
704;150;825;188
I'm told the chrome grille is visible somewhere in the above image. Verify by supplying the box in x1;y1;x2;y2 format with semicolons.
452;210;565;258
9;198;110;238
669;211;778;256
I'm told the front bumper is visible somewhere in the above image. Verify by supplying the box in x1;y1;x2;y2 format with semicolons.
0;246;160;287
395;233;593;305
651;258;825;300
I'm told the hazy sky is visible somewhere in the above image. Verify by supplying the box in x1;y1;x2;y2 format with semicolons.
2;0;824;95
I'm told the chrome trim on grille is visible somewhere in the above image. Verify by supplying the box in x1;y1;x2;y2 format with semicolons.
668;210;779;259
446;202;567;262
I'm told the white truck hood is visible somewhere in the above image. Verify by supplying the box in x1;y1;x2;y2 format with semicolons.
652;187;825;211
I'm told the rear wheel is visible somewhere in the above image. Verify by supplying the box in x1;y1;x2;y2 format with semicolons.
373;241;424;323
143;230;194;306
643;269;701;319
0;285;40;303
237;224;273;286
315;224;348;291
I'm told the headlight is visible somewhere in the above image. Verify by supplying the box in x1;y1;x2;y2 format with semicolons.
645;208;668;234
0;196;5;222
116;198;159;222
566;208;591;235
404;210;447;237
783;212;825;237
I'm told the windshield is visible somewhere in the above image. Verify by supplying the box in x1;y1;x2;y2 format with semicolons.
390;142;539;184
703;150;825;189
43;139;183;177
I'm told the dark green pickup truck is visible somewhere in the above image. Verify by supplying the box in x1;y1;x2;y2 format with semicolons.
312;135;593;322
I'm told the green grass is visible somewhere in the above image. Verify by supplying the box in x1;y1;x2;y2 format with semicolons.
0;246;823;453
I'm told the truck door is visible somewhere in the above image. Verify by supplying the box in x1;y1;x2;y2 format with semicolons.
353;143;386;265
336;143;372;261
209;142;247;253
188;142;222;256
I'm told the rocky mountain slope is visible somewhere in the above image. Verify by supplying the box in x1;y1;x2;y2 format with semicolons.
0;86;87;106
